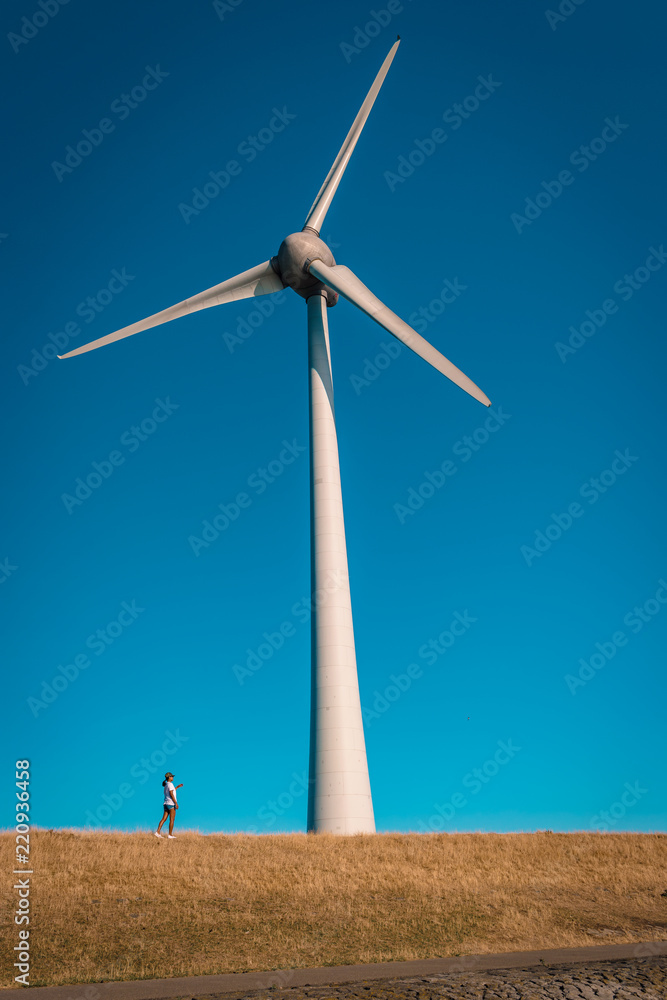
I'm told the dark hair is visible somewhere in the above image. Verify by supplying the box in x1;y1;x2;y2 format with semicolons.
162;779;166;787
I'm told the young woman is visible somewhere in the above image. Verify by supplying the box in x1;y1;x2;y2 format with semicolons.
155;772;183;839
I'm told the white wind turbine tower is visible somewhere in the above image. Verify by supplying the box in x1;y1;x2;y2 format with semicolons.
59;37;491;834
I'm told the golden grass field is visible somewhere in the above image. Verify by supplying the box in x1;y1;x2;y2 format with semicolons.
1;830;665;988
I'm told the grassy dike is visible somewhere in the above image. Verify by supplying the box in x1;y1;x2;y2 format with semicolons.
1;830;665;987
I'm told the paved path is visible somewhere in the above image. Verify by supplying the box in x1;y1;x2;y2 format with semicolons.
7;942;665;1000
205;954;666;999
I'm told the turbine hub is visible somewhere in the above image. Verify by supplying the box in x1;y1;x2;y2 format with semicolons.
271;232;338;306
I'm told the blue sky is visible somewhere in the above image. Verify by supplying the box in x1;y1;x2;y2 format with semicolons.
3;0;665;835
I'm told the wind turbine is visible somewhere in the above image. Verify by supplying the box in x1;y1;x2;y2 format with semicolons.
59;37;491;834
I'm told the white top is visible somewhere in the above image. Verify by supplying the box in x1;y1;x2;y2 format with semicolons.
163;781;177;806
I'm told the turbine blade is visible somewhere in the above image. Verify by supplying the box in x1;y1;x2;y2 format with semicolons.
58;260;284;359
302;37;400;235
307;260;491;407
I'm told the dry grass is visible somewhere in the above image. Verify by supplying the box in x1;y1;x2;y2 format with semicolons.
1;830;665;987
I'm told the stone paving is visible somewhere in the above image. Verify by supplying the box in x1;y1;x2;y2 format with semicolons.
190;956;667;1000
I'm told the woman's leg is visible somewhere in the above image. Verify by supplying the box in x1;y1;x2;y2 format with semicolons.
157;807;169;833
168;807;175;835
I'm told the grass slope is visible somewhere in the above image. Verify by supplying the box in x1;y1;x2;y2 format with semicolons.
1;830;665;987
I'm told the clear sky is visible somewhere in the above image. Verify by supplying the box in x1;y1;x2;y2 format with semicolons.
3;0;665;835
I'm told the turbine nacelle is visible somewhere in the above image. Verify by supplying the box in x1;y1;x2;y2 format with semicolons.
271;231;338;306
